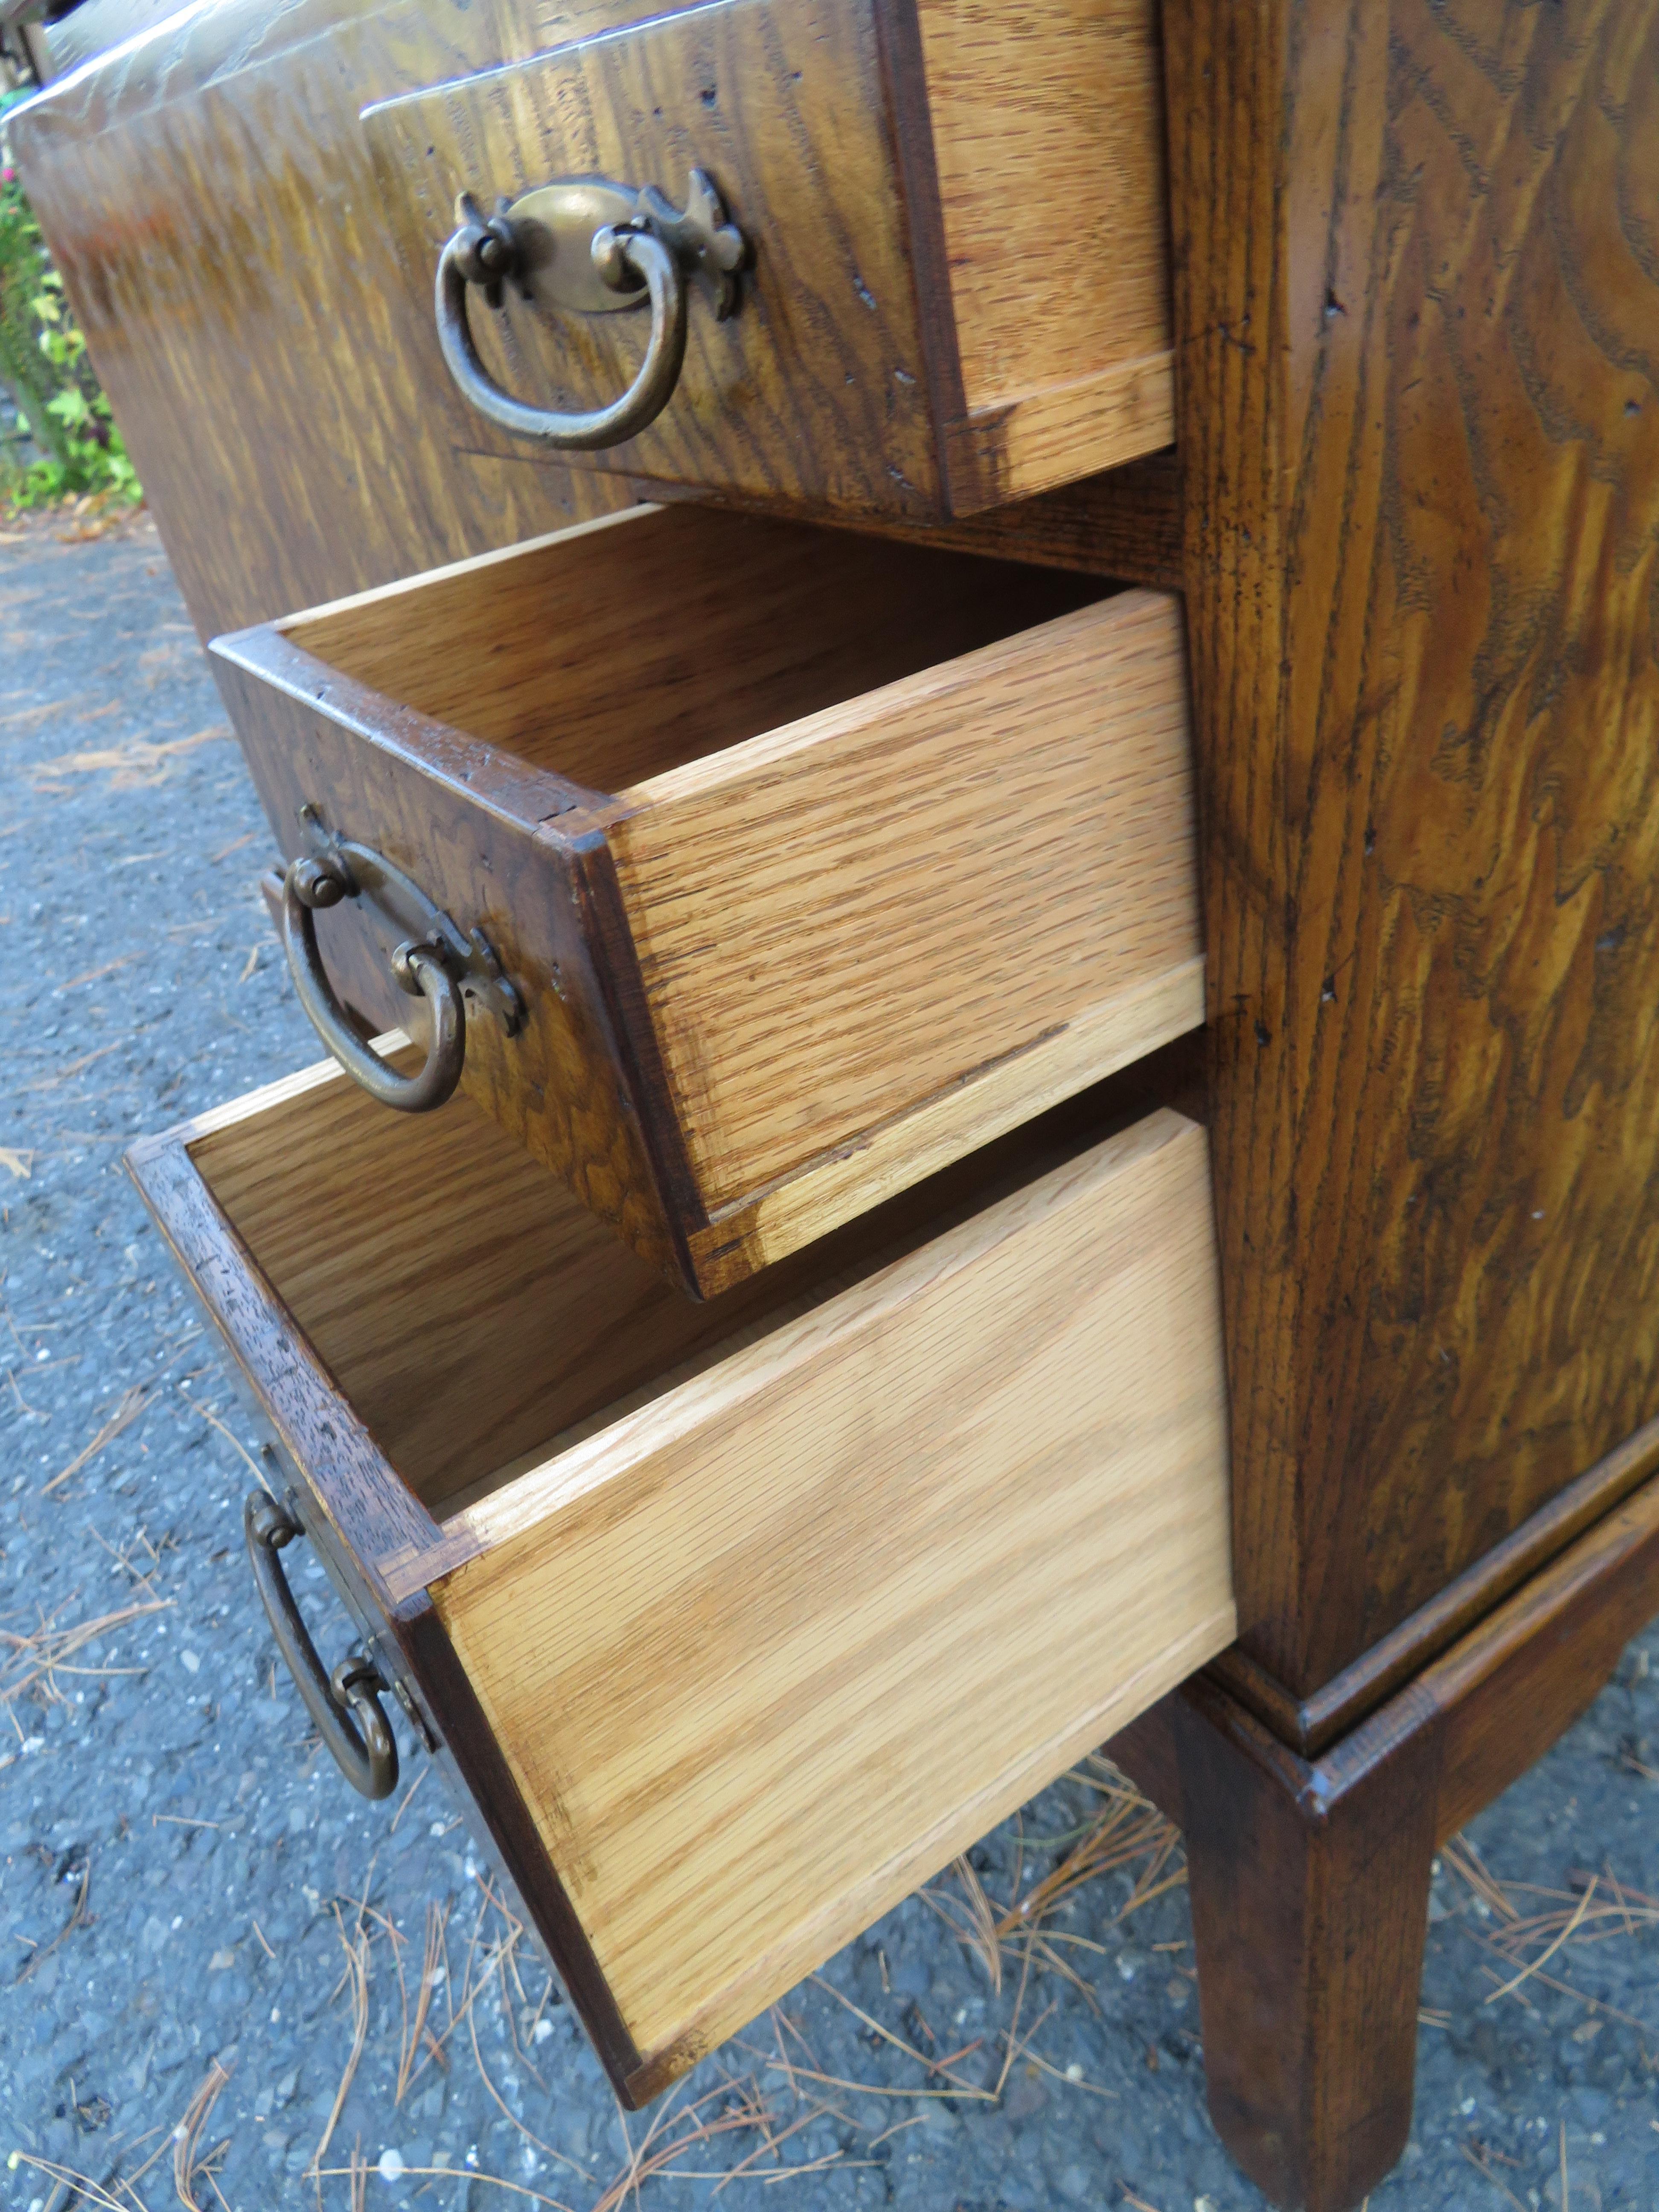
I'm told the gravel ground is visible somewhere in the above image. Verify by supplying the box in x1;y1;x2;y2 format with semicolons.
3;516;1659;2212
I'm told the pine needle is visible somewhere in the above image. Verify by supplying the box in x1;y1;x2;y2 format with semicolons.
171;2060;231;2211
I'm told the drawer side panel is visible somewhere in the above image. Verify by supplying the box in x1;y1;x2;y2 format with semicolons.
612;588;1202;1222
912;0;1176;507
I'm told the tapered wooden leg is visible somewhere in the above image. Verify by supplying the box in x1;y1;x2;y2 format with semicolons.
1108;1466;1659;2209
1111;1679;1438;2212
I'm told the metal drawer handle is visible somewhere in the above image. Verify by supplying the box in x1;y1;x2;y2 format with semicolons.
281;809;521;1116
435;171;746;452
244;1493;399;1802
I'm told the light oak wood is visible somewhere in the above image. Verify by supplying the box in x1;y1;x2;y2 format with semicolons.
696;952;1205;1277
613;587;1200;1212
184;1042;950;1521
914;0;1175;504
218;506;1202;1294
281;504;1103;794
143;1051;1226;2101
185;1048;747;1516
431;1107;1232;2079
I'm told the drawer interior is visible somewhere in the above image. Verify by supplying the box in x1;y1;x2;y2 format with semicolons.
184;1036;1200;1542
277;503;1108;797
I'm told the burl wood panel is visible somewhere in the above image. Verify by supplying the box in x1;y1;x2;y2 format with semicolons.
1172;0;1659;1695
434;1110;1233;2086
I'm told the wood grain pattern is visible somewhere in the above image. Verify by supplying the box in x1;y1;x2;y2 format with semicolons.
891;0;1173;510
913;0;1169;416
688;953;1204;1287
134;1049;1225;2107
822;448;1186;592
1169;0;1659;1696
9;0;638;640
911;0;1173;504
207;634;702;1284
168;1033;1208;1534
941;358;1176;515
126;1095;444;1609
361;0;945;517
219;508;1201;1292
360;0;1173;517
1112;1461;1659;2211
280;504;1103;792
127;1086;653;2094
611;587;1201;1212
15;0;1179;666
180;1058;725;1516
1212;1408;1659;1757
434;1109;1232;2081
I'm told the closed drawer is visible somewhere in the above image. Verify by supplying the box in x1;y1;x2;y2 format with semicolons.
130;1054;1232;2104
212;502;1203;1296
360;0;1171;519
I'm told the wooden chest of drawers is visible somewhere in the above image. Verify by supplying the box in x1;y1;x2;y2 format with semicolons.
15;0;1659;2206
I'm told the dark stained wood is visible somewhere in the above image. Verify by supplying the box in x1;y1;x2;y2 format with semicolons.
1136;1686;1435;2212
1112;1461;1659;2211
14;0;1177;652
800;449;1184;591
1211;1408;1659;1755
360;0;946;518
125;1118;652;2099
1170;0;1659;1697
208;637;696;1285
9;0;632;640
361;0;1173;519
125;1130;443;1595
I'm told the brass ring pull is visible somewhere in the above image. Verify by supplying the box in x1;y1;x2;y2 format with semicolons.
244;1493;399;1802
282;852;466;1114
277;813;522;1117
434;171;747;453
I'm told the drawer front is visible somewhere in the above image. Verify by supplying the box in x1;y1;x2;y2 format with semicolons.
212;505;1205;1295
131;1059;1233;2105
360;0;1172;519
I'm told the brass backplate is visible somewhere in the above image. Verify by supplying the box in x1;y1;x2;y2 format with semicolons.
505;178;647;314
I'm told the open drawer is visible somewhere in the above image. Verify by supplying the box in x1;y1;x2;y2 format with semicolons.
211;502;1203;1297
129;1049;1233;2104
360;0;1172;519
